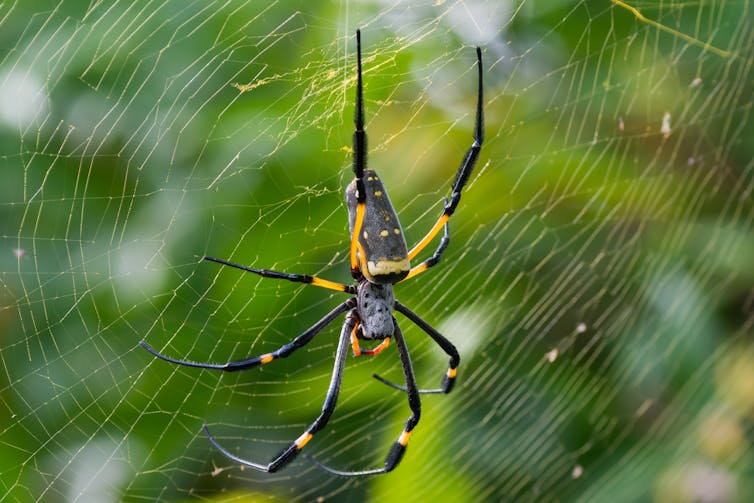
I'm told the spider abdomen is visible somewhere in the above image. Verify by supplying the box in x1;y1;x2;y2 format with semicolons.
346;170;410;284
356;281;395;339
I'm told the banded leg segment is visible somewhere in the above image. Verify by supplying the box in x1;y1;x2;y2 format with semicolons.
204;314;355;472
408;46;483;261
310;320;421;476
373;301;460;394
140;299;354;372
203;256;355;294
402;217;449;282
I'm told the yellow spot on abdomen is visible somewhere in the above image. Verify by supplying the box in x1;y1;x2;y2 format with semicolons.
398;429;412;446
374;190;383;197
380;230;389;237
447;367;457;378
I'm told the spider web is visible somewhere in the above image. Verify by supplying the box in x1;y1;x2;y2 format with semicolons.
2;1;753;501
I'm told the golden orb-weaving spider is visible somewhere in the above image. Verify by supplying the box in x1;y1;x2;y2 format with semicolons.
141;29;483;476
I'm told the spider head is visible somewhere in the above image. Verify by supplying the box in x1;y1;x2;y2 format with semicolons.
356;281;395;340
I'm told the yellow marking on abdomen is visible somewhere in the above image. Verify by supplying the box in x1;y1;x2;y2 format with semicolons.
295;431;313;449
367;257;410;277
357;241;368;274
447;367;457;378
350;202;366;269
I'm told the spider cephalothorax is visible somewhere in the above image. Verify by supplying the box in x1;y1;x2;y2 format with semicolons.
141;28;483;476
356;280;395;340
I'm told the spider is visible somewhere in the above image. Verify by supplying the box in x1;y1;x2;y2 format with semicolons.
140;29;483;477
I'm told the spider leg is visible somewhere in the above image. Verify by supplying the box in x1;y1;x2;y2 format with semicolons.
309;319;421;476
139;299;354;372
373;301;459;394
349;29;367;278
204;312;356;472
349;320;391;356
407;46;483;261
203;256;355;294
401;203;450;282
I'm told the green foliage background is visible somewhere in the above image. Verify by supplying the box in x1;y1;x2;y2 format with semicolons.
1;1;753;502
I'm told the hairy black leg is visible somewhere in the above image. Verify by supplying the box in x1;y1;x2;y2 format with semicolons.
373;301;459;394
140;299;354;372
310;320;421;476
203;256;355;294
203;312;355;472
407;47;484;260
